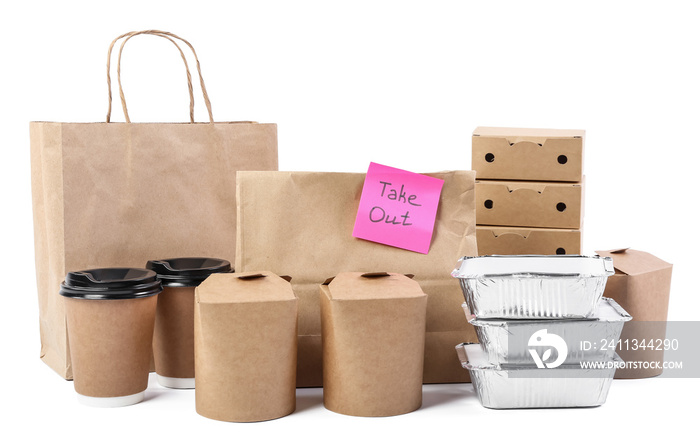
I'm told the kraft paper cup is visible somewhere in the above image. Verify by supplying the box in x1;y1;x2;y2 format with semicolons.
60;268;162;407
146;258;231;389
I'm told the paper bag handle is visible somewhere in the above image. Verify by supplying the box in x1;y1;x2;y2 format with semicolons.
106;30;214;123
107;31;195;123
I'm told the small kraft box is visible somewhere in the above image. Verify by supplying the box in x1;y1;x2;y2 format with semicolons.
194;271;297;422
320;272;427;417
472;126;584;182
595;249;673;379
475;180;583;229
477;226;582;255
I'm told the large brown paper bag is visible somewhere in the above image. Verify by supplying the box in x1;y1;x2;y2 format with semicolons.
236;171;477;386
30;30;278;379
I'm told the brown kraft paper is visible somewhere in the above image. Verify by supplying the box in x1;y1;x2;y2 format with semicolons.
30;30;278;379
321;273;427;417
476;226;582;255
65;296;157;398
194;272;297;422
153;286;196;379
475;179;583;229
472;126;585;183
596;248;673;378
235;170;478;387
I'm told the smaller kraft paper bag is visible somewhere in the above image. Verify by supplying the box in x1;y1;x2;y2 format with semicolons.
236;170;478;387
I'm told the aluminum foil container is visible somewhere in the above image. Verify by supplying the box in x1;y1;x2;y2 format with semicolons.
452;255;614;319
465;297;631;365
456;343;619;409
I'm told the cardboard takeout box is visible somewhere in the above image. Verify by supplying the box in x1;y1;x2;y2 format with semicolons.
472;126;584;182
194;271;298;422
595;248;673;379
321;272;427;417
476;179;583;229
476;225;581;255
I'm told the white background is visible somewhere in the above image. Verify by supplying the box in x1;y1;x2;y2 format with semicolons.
1;1;697;434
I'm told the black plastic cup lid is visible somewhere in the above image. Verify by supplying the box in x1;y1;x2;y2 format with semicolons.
145;257;232;287
60;268;163;300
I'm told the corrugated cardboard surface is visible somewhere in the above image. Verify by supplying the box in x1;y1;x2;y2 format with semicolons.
472;126;584;182
153;286;196;379
321;273;427;417
194;272;297;422
476;225;581;255
65;296;157;398
476;180;583;229
596;249;673;378
235;171;478;387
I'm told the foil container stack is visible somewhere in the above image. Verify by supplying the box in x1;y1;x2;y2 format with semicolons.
451;255;630;409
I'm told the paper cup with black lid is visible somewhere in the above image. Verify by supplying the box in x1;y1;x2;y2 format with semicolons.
146;257;232;389
60;268;162;407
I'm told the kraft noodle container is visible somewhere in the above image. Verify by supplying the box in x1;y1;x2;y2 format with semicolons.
145;257;231;389
320;272;427;417
194;272;298;422
60;268;162;407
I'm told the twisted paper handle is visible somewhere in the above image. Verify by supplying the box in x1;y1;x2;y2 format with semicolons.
106;30;214;123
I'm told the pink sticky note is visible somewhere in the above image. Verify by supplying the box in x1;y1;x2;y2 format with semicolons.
352;162;444;254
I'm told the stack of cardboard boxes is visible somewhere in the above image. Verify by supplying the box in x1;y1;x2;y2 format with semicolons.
472;127;585;255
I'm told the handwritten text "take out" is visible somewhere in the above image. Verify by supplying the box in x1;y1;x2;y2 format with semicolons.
368;181;422;226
